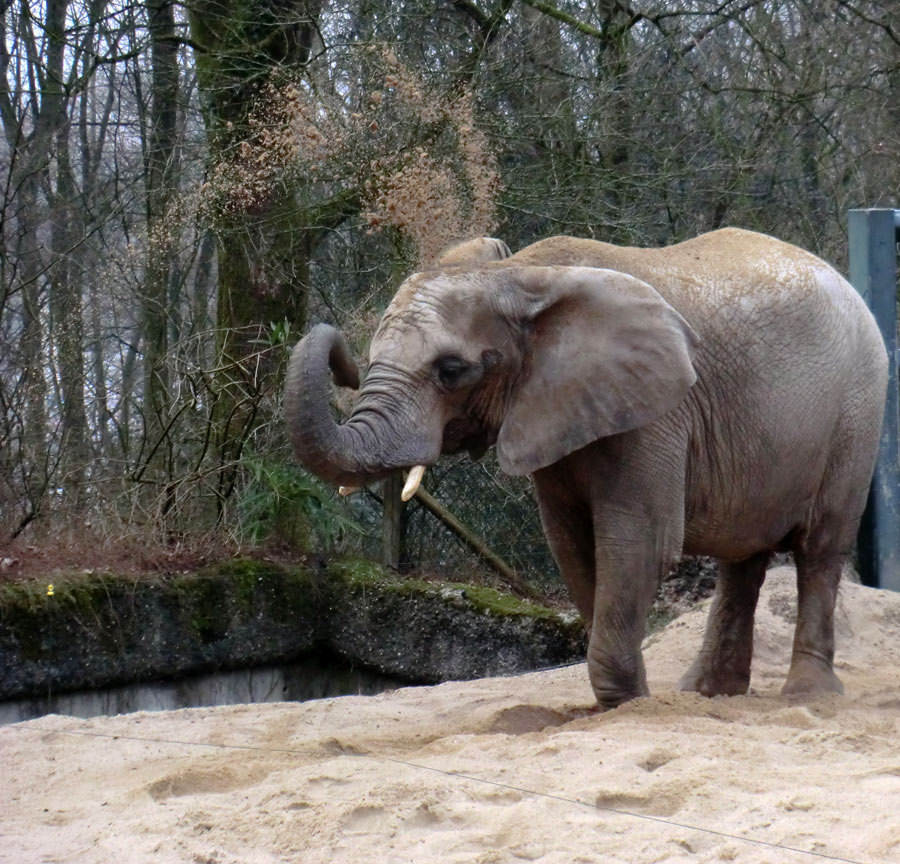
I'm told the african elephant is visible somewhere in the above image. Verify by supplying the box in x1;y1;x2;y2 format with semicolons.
284;230;887;709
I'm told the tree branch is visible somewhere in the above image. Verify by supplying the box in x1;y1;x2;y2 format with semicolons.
834;0;900;47
517;0;605;39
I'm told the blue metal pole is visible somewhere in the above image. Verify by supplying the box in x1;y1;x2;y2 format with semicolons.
848;208;900;590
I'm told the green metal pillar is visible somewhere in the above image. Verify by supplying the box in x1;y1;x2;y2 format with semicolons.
848;208;900;591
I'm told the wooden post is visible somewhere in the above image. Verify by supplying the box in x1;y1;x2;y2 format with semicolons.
381;472;403;568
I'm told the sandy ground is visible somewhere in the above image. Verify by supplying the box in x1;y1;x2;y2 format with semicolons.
2;565;900;864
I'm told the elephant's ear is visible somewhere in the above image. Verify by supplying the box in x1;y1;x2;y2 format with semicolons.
496;266;699;476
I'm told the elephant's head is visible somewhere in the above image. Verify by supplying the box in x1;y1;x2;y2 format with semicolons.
284;237;698;496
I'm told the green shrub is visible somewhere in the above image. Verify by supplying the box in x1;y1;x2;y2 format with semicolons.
237;454;364;551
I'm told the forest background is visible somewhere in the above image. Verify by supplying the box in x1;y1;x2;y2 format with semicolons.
1;0;897;590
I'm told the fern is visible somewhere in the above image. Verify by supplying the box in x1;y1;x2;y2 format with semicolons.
238;454;364;551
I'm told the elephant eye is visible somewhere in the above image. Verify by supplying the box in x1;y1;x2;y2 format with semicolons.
435;355;470;389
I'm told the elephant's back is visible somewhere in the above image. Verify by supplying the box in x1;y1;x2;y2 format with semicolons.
651;230;880;410
646;229;882;380
513;229;874;355
639;228;856;314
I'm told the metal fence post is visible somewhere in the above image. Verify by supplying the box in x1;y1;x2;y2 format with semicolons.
848;208;900;590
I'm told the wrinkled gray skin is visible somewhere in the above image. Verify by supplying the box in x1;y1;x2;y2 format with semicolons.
285;231;887;708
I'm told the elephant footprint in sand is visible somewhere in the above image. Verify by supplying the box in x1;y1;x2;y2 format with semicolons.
285;230;887;709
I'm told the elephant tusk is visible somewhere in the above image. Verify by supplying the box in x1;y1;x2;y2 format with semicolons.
338;485;359;496
401;465;426;501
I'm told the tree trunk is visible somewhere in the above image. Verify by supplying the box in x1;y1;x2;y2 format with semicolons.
0;0;71;528
186;0;361;509
141;0;181;495
187;0;326;357
50;117;88;508
17;175;49;477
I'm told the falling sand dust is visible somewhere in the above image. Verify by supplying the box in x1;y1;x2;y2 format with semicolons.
2;567;900;863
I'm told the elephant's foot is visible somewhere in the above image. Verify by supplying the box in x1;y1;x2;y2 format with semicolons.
678;655;751;698
782;653;844;698
592;682;650;711
588;652;650;710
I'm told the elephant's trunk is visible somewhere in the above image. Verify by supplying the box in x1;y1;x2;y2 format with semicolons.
284;324;378;487
285;323;442;488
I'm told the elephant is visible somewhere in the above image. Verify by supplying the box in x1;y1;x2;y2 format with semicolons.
284;229;888;709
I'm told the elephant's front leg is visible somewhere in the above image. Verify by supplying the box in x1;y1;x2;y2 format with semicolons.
584;440;687;709
533;473;597;633
588;530;679;708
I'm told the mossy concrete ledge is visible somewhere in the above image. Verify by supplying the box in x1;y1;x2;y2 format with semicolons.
0;560;586;700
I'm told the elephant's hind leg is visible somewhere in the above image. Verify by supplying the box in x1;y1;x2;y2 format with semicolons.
678;551;769;697
782;386;881;698
782;549;844;697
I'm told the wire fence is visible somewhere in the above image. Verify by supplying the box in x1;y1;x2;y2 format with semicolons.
347;453;560;592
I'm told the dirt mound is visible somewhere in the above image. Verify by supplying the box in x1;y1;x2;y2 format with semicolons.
3;566;899;863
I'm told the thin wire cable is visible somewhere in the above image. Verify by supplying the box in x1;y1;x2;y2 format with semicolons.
14;724;876;864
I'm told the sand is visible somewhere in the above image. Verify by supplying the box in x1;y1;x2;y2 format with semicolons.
2;566;899;864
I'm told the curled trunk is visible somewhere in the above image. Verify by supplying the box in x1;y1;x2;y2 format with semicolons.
283;324;373;487
285;324;440;488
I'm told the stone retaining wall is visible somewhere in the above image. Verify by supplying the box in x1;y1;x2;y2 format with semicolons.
0;558;586;699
